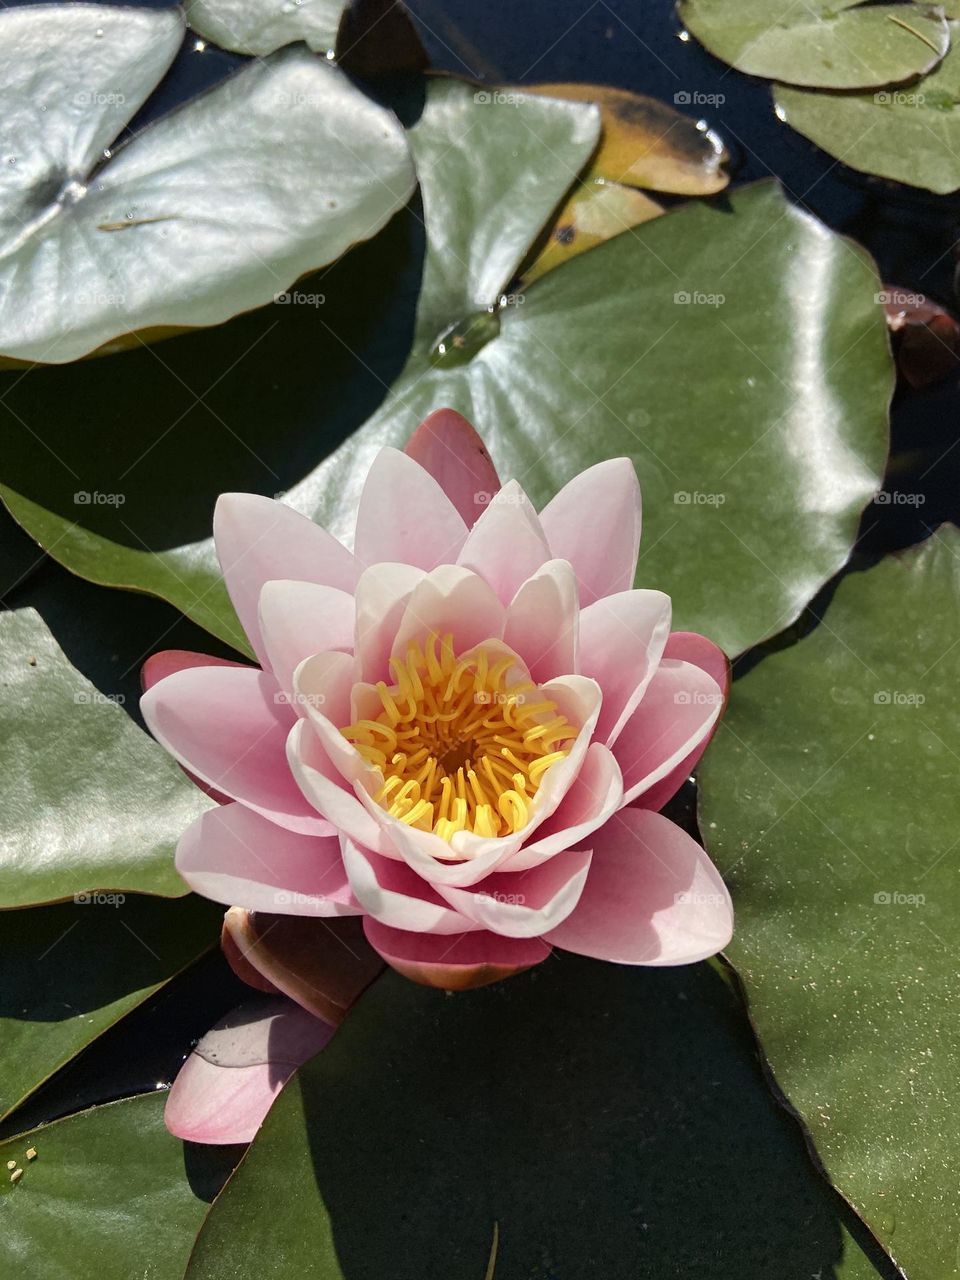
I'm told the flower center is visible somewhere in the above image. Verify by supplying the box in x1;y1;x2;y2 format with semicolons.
340;634;577;844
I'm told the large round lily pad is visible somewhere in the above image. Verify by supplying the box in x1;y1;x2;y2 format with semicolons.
183;961;891;1278
699;528;960;1276
0;3;415;363
290;179;892;658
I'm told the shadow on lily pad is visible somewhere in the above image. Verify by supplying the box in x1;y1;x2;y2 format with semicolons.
291;955;895;1279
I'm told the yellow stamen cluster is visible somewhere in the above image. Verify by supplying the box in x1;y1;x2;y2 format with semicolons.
340;634;577;844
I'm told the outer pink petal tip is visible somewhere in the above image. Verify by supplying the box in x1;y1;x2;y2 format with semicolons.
364;919;551;990
404;407;502;529
545;809;733;966
164;995;335;1145
633;631;731;812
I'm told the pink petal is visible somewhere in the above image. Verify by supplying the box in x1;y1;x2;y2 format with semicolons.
287;719;389;852
612;660;723;806
544;809;733;964
538;459;641;604
524;674;604;826
404;407;501;529
353;561;426;683
164;995;335;1144
363;918;551;990
436;847;592;938
638;631;730;812
457;481;552;604
176;803;360;915
221;919;282;995
141;666;332;836
292;651;376;786
141;650;250;804
354;447;468;571
391;564;506;658
578;589;672;745
141;649;249;691
222;910;384;1024
258;580;355;701
503;559;579;683
341;838;479;934
502;742;623;870
214;494;357;670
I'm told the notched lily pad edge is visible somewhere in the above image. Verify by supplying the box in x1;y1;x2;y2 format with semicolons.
708;951;907;1278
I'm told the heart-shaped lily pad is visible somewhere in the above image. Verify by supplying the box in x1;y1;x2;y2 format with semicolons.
699;528;960;1276
0;3;415;363
775;22;960;193
678;0;949;89
0;608;213;907
286;177;891;657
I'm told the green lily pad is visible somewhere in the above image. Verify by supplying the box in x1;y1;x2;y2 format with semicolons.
0;894;219;1121
678;0;949;89
0;3;415;363
184;960;890;1278
287;176;891;657
0;1092;216;1276
185;0;346;56
1;85;891;658
0;608;213;907
775;23;960;193
403;79;601;343
698;528;960;1276
0;490;251;657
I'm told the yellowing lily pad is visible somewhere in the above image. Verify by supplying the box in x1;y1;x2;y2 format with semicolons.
525;82;730;194
521;179;663;285
678;0;949;90
0;3;415;363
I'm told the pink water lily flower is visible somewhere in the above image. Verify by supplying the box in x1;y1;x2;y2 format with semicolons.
142;409;732;1143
